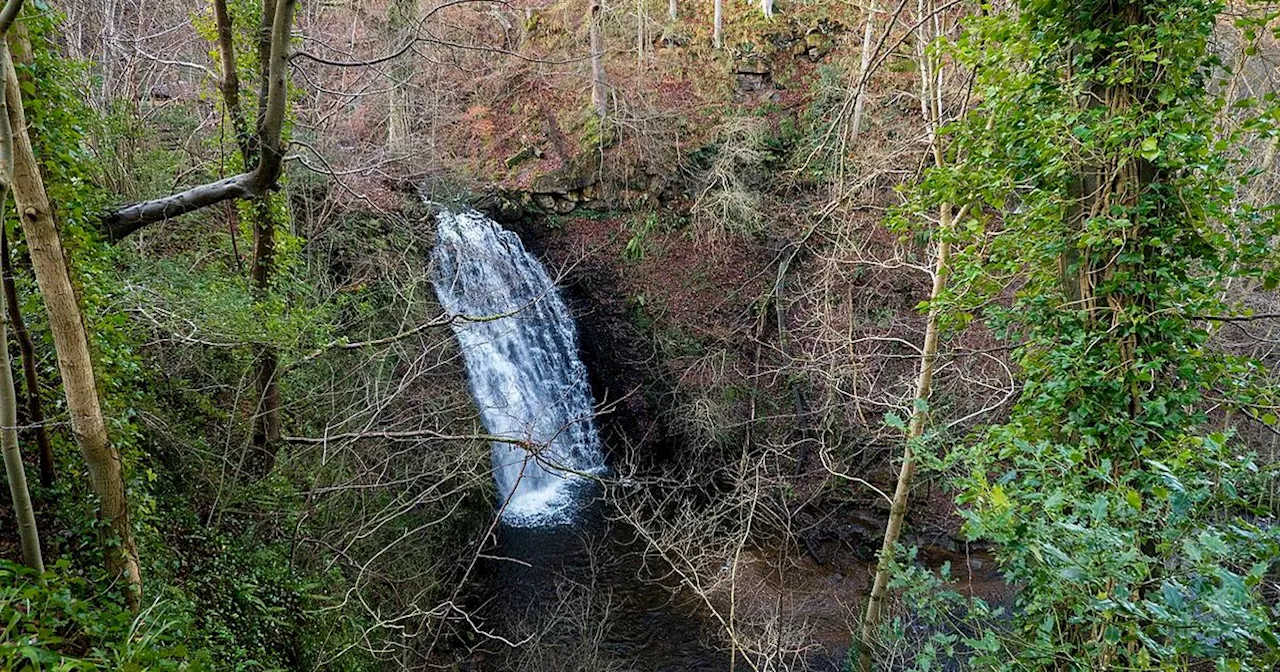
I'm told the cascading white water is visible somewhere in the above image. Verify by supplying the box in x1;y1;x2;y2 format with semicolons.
431;208;605;526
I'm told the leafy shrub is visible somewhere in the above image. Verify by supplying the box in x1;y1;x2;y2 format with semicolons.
0;560;193;670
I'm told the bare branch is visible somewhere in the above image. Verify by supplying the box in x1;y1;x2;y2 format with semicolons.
101;0;297;240
0;0;22;37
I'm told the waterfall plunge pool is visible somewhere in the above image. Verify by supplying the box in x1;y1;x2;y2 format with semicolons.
430;207;734;669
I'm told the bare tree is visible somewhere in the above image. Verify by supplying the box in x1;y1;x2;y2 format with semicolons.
2;226;52;487
387;0;417;149
0;238;40;573
849;0;879;143
857;205;958;671
859;3;971;666
212;0;250;163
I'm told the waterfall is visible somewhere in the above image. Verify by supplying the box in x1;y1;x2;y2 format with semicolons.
431;208;605;526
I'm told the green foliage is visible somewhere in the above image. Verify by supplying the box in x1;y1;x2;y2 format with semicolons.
580;110;618;150
13;0;152;574
865;547;1003;672
0;560;192;670
798;64;853;182
4;7;383;670
166;528;308;668
622;210;685;262
889;0;1280;669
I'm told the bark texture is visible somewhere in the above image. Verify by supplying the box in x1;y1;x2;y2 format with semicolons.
250;198;281;471
213;0;250;165
0;234;41;573
0;12;39;571
713;0;723;48
5;41;140;605
849;0;878;143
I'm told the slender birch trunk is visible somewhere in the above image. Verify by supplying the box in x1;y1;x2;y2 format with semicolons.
0;221;41;573
387;0;415;149
713;0;723;48
859;7;956;661
636;0;644;73
849;0;878;142
858;206;953;671
0;18;38;572
4;18;56;489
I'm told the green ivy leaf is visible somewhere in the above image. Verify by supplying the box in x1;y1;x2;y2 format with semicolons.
1140;136;1161;160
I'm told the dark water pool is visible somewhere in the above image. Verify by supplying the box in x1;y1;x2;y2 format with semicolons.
469;486;732;671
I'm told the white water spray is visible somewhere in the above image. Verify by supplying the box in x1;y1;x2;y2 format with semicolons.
431;208;604;526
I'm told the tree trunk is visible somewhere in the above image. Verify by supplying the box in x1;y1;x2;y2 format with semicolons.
859;203;955;671
213;0;250;166
388;78;411;148
713;0;723;48
636;0;644;73
2;226;52;487
210;0;285;473
103;0;296;240
0;223;41;573
0;25;38;572
387;0;415;149
589;0;608;117
849;0;878;143
245;0;296;474
762;0;773;19
4;40;140;606
250;197;281;473
255;0;277;157
668;0;676;21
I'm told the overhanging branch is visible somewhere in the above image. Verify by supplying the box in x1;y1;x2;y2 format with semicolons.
102;173;260;242
101;0;296;242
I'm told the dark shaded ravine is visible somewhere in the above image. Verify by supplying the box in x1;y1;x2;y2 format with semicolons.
468;488;733;671
443;205;1010;671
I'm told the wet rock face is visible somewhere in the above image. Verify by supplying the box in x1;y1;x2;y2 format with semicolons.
561;265;664;453
501;216;669;460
